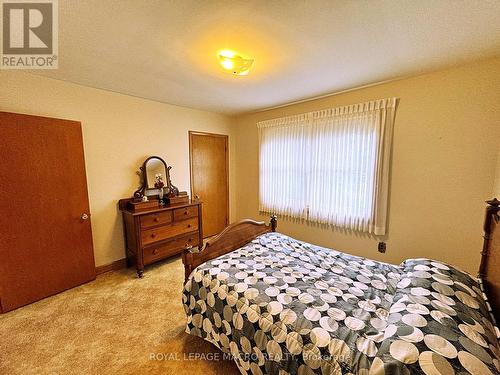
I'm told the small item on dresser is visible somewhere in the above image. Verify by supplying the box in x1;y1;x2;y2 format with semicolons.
168;191;189;205
127;199;159;212
154;173;166;205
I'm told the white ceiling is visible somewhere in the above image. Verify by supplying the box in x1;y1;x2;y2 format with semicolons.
35;0;500;114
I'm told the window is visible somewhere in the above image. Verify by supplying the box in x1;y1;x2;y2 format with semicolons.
258;98;397;235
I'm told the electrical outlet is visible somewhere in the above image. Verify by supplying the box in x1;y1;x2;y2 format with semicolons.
378;242;386;253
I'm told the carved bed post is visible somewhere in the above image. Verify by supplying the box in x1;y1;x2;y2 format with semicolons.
478;198;500;279
182;251;194;282
271;215;277;232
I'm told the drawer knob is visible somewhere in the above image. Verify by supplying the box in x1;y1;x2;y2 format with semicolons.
154;217;159;222
151;233;157;238
152;249;159;255
184;210;188;215
187;224;192;228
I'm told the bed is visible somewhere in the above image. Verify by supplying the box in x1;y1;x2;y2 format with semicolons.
182;200;500;374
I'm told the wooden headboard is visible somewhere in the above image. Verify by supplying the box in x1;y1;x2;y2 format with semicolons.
478;198;500;322
182;216;277;280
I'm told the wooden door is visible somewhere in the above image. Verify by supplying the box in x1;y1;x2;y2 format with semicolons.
0;112;96;313
189;132;229;238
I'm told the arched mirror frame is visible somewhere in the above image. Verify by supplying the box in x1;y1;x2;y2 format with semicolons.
133;156;178;199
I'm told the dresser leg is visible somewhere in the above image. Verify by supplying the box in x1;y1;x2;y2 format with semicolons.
137;269;144;278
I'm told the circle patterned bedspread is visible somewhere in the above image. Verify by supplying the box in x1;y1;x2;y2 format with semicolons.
183;232;500;374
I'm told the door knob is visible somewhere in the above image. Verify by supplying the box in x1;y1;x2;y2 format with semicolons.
80;213;89;220
195;194;200;200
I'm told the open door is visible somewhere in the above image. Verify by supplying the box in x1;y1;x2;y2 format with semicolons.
0;112;96;312
189;131;229;238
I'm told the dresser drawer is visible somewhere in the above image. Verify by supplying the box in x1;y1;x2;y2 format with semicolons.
173;205;198;222
143;232;199;265
140;211;172;229
141;217;199;246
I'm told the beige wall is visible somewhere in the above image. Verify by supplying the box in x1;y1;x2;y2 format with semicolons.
234;57;500;274
0;72;235;267
1;58;499;274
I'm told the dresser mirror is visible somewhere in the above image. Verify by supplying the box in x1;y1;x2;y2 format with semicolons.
145;157;167;189
133;156;179;200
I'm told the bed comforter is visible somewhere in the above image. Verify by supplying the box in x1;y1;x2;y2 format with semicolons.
183;232;500;374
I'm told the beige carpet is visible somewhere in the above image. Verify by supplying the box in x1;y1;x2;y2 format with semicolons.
0;256;239;375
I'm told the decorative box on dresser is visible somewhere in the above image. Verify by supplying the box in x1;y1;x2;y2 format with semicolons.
119;200;203;277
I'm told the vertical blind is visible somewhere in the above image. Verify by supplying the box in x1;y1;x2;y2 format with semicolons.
258;98;397;235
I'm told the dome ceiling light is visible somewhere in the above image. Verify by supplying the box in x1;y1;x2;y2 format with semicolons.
218;49;254;76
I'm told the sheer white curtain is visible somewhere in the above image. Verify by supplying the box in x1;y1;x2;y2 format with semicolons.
258;98;397;235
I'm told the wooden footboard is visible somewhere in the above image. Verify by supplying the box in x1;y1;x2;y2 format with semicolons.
478;198;500;322
182;216;277;281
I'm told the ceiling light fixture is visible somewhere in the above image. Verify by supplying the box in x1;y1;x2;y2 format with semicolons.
218;49;254;76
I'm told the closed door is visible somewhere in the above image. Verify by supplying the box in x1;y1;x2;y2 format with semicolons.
189;131;228;238
0;112;96;313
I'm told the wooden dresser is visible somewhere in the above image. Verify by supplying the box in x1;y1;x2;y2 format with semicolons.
119;200;203;277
